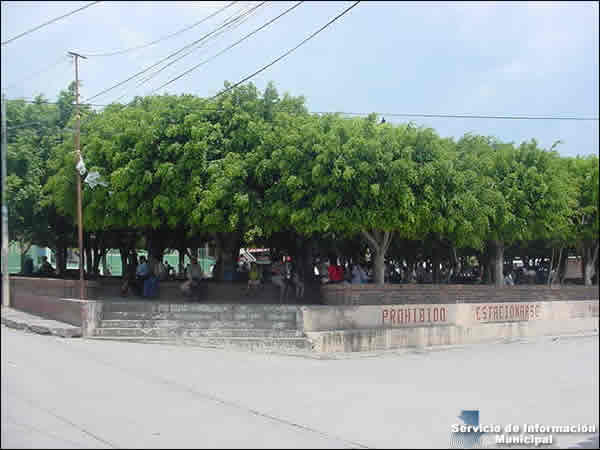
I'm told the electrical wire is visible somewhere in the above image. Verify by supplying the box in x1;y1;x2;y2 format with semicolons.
77;1;238;57
5;98;599;121
112;1;269;103
82;2;267;103
312;112;600;121
2;2;102;46
2;56;71;90
148;1;304;95
209;1;361;101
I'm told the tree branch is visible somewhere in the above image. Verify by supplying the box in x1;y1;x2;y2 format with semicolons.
362;230;381;254
382;230;394;254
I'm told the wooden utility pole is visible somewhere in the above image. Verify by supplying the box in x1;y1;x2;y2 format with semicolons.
1;94;9;306
68;51;86;300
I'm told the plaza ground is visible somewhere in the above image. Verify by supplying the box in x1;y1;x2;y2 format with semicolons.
1;325;598;449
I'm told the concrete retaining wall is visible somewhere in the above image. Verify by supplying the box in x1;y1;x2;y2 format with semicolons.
93;278;322;304
8;276;101;328
321;284;598;305
10;276;100;300
11;294;90;327
300;301;599;352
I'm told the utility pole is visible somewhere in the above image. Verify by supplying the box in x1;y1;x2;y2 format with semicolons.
68;51;86;300
1;94;9;307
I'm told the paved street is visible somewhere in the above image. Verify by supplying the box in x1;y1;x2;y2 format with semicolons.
1;325;598;449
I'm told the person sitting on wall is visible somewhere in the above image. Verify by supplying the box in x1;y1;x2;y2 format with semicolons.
154;258;167;281
23;255;34;275
164;260;174;280
291;262;305;299
270;255;289;303
351;262;368;284
327;259;345;284
318;259;329;284
246;261;261;295
181;257;204;301
504;271;515;286
39;256;55;276
134;256;150;296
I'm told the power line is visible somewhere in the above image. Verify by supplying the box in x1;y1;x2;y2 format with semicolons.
1;2;102;46
209;1;361;101
77;1;238;57
126;1;270;101
314;112;600;121
4;98;105;107
2;56;70;90
4;98;599;121
82;2;267;103
149;1;304;95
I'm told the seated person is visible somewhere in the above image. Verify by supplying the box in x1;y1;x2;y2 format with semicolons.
270;257;289;303
246;262;261;294
134;256;151;296
154;258;168;281
39;256;55;276
328;261;345;284
23;256;34;275
182;257;204;301
164;261;174;279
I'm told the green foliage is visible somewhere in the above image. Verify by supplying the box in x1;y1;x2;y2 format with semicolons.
564;155;599;244
455;135;573;248
5;80;595;283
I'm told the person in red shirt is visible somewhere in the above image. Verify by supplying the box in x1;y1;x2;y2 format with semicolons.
328;259;345;284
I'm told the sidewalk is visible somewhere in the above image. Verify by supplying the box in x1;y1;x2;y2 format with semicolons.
0;306;82;338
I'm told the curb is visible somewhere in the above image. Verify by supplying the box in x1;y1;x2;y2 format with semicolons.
1;314;82;338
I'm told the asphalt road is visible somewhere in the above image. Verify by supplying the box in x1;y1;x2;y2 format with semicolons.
2;326;598;449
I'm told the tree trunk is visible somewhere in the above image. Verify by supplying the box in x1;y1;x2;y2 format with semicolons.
18;241;33;273
557;249;568;284
549;247;564;286
432;250;441;284
212;232;242;281
489;240;504;287
102;254;109;275
447;247;461;283
93;245;107;275
56;241;67;276
119;247;129;280
296;236;314;284
84;233;93;275
583;241;598;285
362;230;393;286
178;247;186;277
374;251;385;285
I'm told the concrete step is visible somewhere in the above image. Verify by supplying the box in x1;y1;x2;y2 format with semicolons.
99;316;296;330
100;302;301;314
101;310;297;323
88;335;315;351
98;319;300;330
94;327;304;338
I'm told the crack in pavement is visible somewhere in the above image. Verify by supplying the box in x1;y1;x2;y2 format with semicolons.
4;390;119;448
38;336;372;449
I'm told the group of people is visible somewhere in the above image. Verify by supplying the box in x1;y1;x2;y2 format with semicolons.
316;258;369;285
270;256;305;302
244;256;305;303
22;255;55;276
124;254;204;300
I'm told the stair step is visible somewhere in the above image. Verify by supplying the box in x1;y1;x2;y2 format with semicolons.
101;311;297;323
88;336;314;351
100;302;300;314
98;319;298;330
94;327;304;338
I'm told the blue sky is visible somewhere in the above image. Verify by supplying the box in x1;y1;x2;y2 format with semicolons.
1;1;598;157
